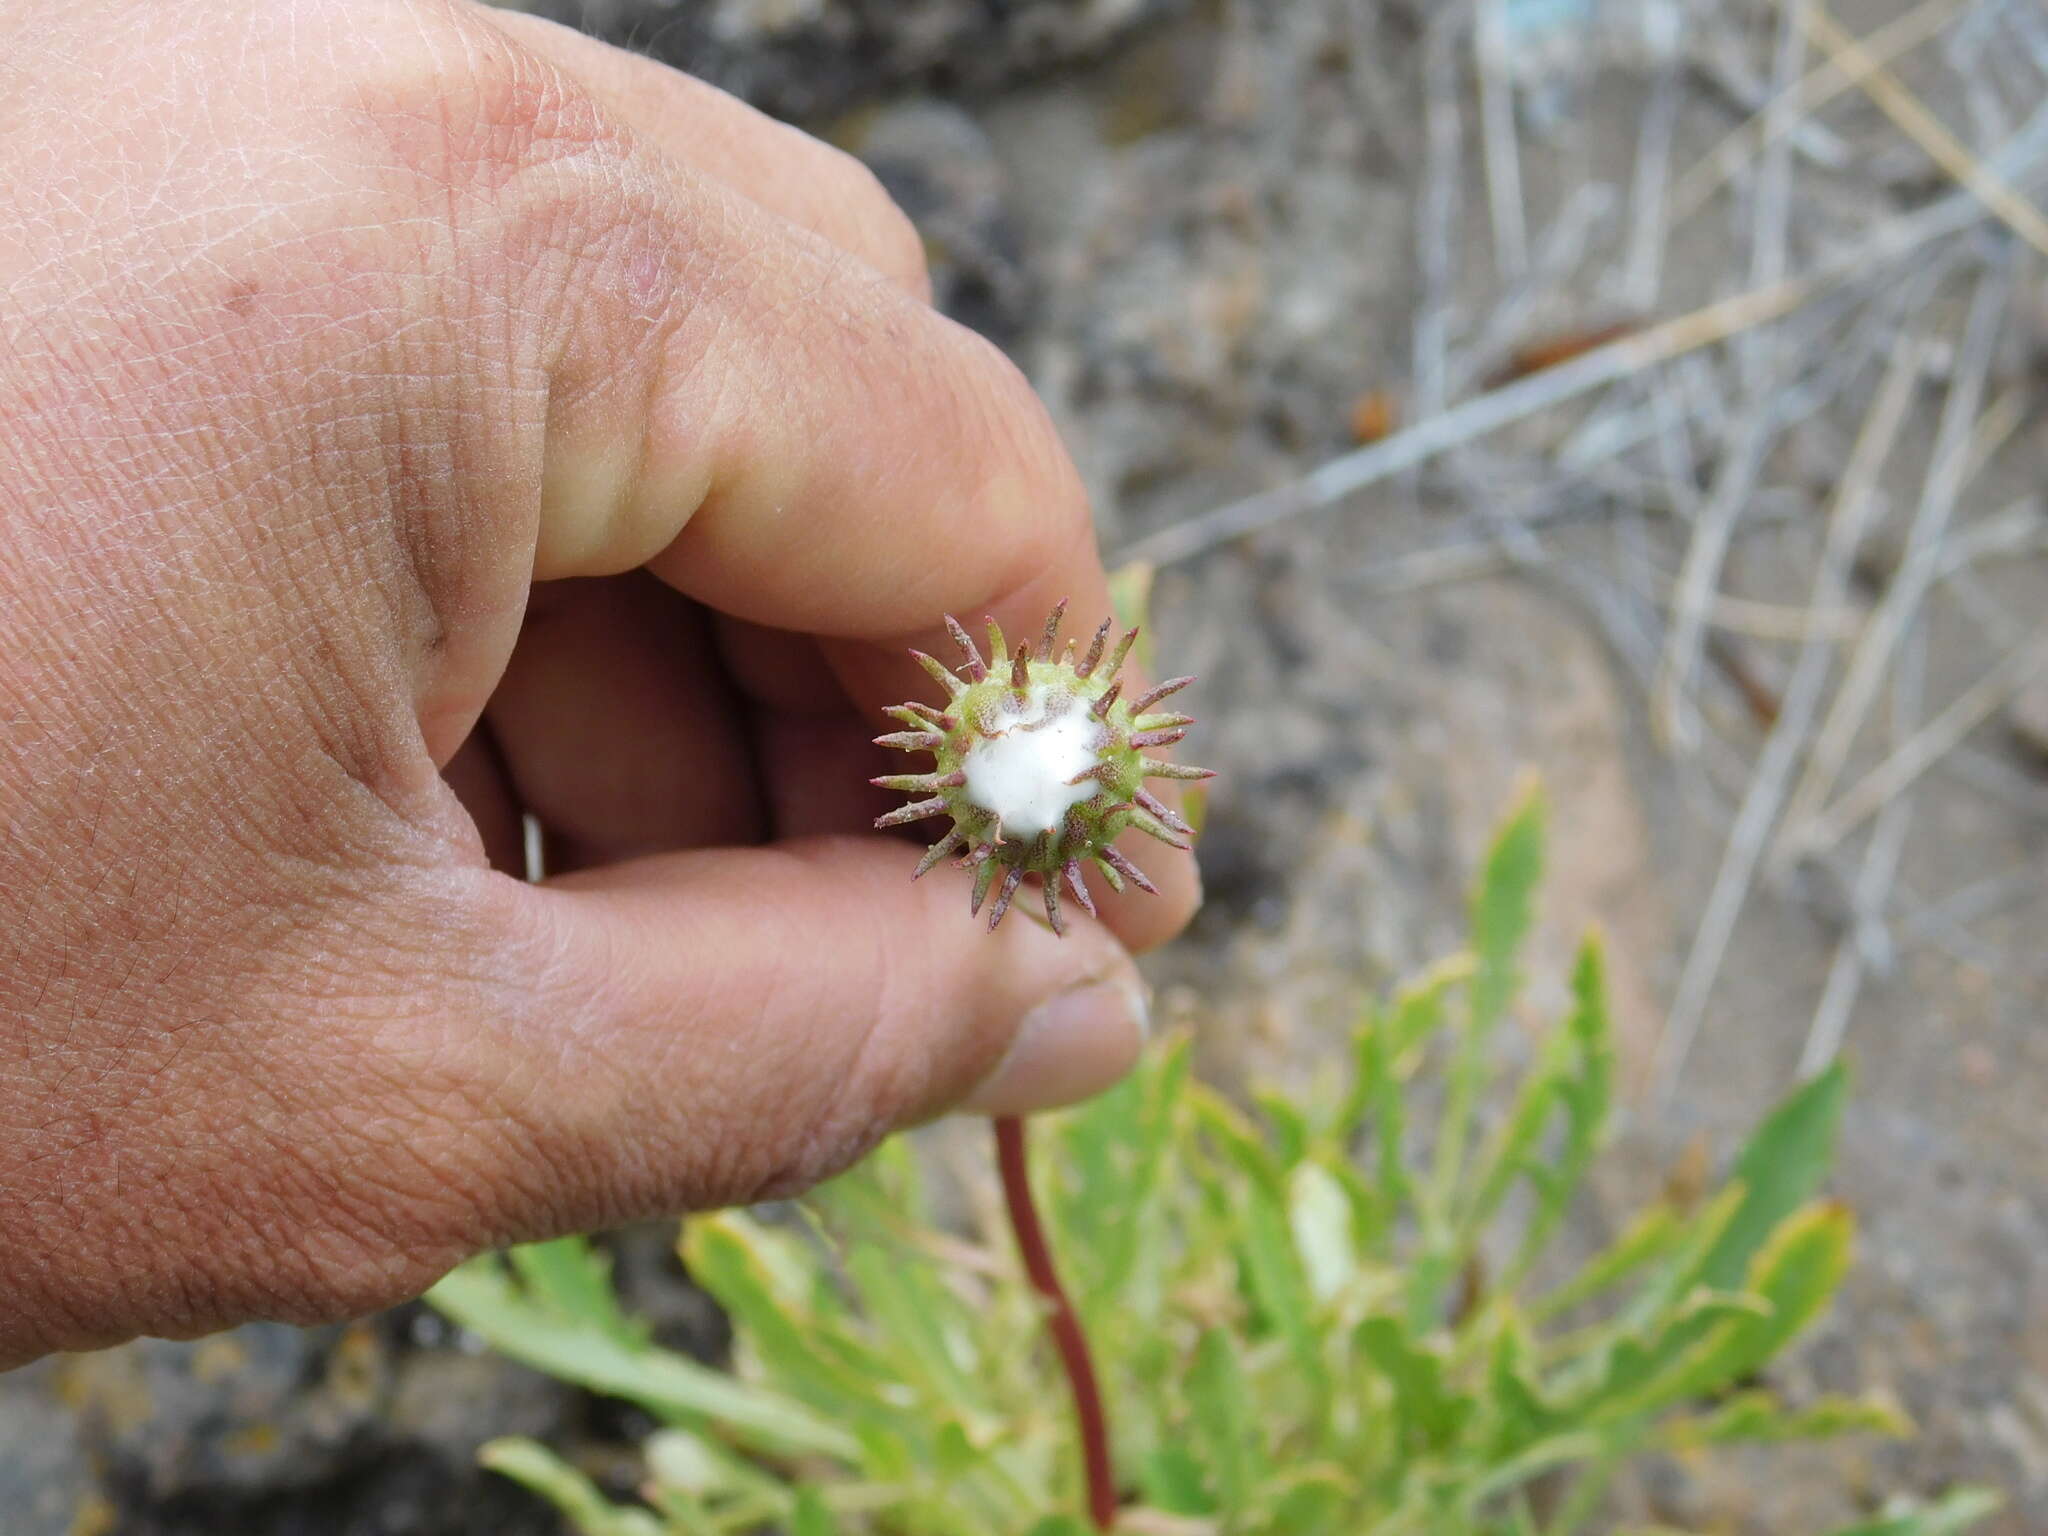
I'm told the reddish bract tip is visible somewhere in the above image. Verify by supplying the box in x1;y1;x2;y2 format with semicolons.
1077;617;1113;679
1039;599;1068;661
945;614;989;682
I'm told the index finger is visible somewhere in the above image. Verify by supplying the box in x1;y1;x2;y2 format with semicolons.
492;53;1199;945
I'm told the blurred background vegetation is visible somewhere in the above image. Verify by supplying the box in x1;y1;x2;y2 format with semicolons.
12;2;2045;1532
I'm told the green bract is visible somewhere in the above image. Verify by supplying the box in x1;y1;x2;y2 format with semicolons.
870;604;1213;933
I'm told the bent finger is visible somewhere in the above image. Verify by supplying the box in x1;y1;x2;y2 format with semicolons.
481;8;931;298
462;837;1148;1231
485;574;765;868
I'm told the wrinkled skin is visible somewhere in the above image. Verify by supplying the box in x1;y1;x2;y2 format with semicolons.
0;0;1197;1367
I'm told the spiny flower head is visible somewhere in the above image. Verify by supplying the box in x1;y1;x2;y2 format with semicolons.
872;601;1214;934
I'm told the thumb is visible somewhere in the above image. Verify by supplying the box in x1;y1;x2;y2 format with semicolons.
473;837;1147;1226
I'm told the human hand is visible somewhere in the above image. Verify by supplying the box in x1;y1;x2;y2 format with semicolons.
0;0;1198;1365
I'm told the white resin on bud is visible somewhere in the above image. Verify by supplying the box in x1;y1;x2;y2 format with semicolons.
962;684;1101;835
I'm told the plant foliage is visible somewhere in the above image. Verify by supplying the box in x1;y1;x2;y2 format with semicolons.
427;792;1996;1536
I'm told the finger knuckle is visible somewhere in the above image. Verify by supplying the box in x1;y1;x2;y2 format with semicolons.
822;150;934;298
340;7;641;226
953;327;1094;558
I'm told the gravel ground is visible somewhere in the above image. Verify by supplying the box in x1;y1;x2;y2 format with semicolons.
9;2;2045;1531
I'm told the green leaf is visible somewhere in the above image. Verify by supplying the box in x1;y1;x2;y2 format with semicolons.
790;1487;837;1536
1531;1204;1685;1325
1386;955;1474;1073
1508;939;1616;1279
681;1215;905;1426
1357;1316;1474;1453
1658;1389;1910;1450
1696;1062;1848;1294
933;1418;978;1478
506;1237;642;1347
478;1438;665;1536
1238;1163;1329;1399
1186;1329;1257;1508
1024;1519;1096;1536
1819;1488;2003;1536
1087;1036;1193;1308
1468;781;1545;1043
429;1256;859;1462
1268;1469;1353;1534
843;1242;984;1411
1627;1182;1751;1329
851;1420;914;1481
1193;1086;1286;1196
1431;787;1543;1271
1338;959;1470;1145
1256;1086;1314;1169
1138;1443;1215;1515
1463;1051;1563;1240
1457;1429;1607;1514
1602;1203;1854;1420
1354;1019;1410;1232
1484;1313;1562;1456
1562;1282;1768;1417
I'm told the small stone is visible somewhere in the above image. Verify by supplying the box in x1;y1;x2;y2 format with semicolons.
387;1350;570;1465
0;1368;99;1536
62;1323;388;1500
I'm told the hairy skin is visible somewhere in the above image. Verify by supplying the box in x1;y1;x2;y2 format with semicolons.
0;0;1195;1365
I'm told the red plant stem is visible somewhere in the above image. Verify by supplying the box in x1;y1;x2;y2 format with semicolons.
993;1113;1117;1530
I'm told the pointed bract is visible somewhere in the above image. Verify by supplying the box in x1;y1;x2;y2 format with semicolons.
1077;618;1113;679
1134;787;1192;835
910;649;966;697
871;773;942;793
1101;628;1139;684
1098;845;1158;894
875;730;944;751
914;828;965;879
1065;860;1098;919
1129;676;1194;714
1128;809;1193;851
945;615;988;681
970;856;999;915
875;796;950;829
1039;599;1068;661
987;866;1025;931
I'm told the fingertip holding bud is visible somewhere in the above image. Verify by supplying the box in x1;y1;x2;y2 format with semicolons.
872;606;1212;934
961;968;1150;1114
